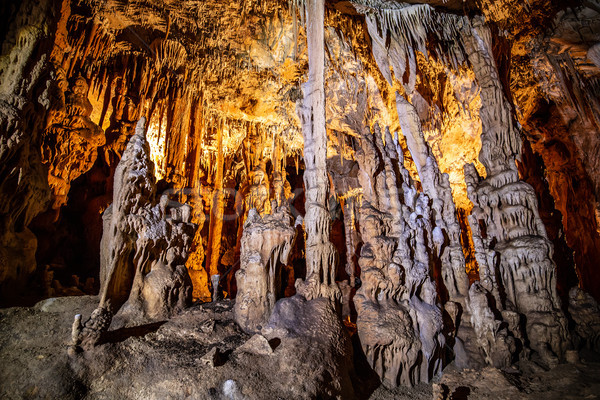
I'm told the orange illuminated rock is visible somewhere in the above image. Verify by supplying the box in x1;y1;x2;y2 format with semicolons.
42;75;105;209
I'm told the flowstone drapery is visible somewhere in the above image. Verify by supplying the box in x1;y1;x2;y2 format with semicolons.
72;118;196;349
41;75;105;209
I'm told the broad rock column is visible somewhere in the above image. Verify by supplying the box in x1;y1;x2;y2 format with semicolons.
461;16;569;367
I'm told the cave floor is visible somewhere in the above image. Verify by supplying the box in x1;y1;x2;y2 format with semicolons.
1;296;598;399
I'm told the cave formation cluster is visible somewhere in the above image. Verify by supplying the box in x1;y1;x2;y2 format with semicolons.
2;0;600;397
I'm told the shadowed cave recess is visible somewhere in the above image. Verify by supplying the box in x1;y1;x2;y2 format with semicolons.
1;0;600;398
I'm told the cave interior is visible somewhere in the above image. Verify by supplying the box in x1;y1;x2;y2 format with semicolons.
1;0;600;398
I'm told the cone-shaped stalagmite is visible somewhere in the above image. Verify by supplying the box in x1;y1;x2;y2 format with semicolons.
74;118;195;349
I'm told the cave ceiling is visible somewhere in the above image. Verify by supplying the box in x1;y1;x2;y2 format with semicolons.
61;0;497;204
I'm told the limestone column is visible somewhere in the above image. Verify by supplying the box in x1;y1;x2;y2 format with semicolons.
396;95;469;306
296;0;339;301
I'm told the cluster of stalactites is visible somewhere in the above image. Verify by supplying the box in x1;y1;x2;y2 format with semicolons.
54;1;306;190
361;3;468;94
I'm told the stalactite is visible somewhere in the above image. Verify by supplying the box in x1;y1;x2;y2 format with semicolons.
362;3;467;94
206;117;226;299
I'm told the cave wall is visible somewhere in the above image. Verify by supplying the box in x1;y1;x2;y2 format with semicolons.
0;0;58;301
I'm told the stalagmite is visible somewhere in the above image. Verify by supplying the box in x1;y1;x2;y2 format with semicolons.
186;199;210;301
295;0;339;302
353;124;444;387
246;166;271;216
73;118;196;348
461;17;569;367
396;95;469;306
396;94;515;368
234;206;296;333
569;287;600;352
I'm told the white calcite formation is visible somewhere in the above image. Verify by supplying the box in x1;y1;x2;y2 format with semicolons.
294;0;340;302
73;117;196;349
234;205;297;333
353;123;444;387
397;95;516;369
396;95;470;309
461;17;569;367
356;6;519;379
362;3;467;93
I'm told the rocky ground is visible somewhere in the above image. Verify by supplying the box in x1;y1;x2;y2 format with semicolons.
1;296;599;399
